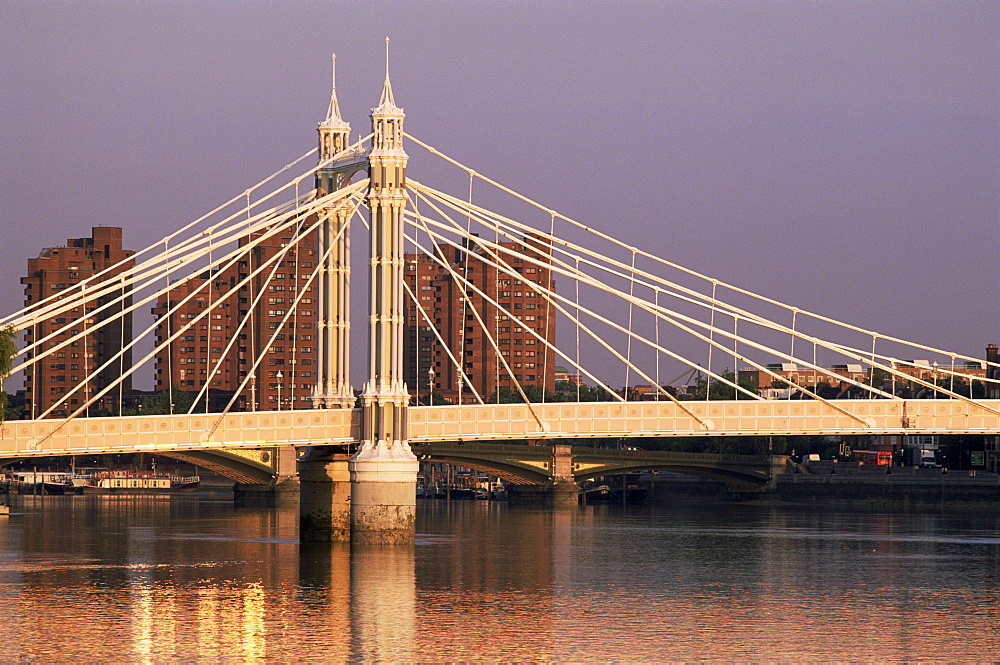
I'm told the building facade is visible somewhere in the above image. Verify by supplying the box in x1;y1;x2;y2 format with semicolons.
403;235;556;403
21;227;135;418
152;224;318;411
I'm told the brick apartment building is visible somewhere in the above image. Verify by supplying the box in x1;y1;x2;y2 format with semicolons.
403;235;556;403
21;227;135;418
153;224;318;410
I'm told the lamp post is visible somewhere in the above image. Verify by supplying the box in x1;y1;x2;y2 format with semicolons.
276;371;283;411
428;367;435;406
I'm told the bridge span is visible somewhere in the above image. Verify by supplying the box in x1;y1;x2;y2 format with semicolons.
1;399;997;460
411;441;784;489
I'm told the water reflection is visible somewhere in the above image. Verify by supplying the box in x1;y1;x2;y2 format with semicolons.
297;542;352;660
0;495;999;660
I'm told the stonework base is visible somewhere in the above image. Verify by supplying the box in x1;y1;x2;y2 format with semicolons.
508;481;580;505
299;449;352;543
349;442;419;544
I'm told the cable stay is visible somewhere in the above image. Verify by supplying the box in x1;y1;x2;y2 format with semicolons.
404;132;997;374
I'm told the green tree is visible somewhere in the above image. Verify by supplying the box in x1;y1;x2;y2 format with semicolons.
552;381;614;402
411;391;452;406
935;376;984;399
130;387;198;415
0;325;18;424
684;370;759;401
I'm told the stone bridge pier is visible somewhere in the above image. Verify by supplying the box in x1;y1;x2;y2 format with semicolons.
507;444;579;505
298;447;352;542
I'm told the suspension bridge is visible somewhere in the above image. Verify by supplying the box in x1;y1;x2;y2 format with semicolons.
1;44;998;541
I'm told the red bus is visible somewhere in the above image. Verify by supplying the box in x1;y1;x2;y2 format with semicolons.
852;450;892;465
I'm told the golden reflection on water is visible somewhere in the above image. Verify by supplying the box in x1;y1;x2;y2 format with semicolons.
1;496;1000;660
353;545;415;661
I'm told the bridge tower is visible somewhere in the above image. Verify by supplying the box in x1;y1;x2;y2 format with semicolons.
348;41;419;543
299;55;357;542
312;54;354;410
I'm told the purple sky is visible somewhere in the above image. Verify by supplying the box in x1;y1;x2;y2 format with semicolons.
2;1;997;386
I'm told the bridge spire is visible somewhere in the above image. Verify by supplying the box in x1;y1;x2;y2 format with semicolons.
375;37;398;113
323;55;349;131
318;54;351;161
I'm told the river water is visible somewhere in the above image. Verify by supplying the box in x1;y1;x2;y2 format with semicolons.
1;493;998;662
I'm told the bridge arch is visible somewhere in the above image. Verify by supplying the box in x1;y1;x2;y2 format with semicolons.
413;443;554;486
411;442;781;488
0;449;279;486
157;449;278;485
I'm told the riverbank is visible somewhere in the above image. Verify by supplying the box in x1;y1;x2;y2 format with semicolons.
776;466;1000;510
647;468;1000;510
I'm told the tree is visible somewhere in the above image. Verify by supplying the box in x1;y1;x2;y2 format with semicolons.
0;325;17;424
411;391;452;406
130;387;197;416
684;370;759;401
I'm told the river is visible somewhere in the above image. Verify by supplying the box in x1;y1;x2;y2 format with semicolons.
0;493;998;661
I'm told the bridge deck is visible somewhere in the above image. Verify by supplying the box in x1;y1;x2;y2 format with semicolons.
0;399;996;458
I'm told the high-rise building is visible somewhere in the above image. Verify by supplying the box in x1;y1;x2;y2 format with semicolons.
403;234;556;403
21;227;135;418
152;224;318;411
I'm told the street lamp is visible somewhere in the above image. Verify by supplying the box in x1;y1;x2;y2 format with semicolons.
276;371;283;411
428;367;435;406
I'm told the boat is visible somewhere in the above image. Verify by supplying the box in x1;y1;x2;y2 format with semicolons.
581;484;648;504
582;484;613;502
80;470;200;494
7;471;76;495
0;504;8;516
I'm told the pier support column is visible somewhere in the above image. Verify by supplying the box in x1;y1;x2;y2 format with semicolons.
550;444;579;504
349;442;419;544
299;447;352;542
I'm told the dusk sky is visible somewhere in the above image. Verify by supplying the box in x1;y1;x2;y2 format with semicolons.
2;1;997;382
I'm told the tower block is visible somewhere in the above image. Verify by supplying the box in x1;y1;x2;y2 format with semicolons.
348;44;419;544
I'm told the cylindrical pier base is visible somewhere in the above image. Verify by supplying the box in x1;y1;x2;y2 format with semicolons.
349;444;419;544
298;448;352;543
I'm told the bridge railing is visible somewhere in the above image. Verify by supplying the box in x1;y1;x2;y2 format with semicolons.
2;398;997;458
409;399;1000;441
